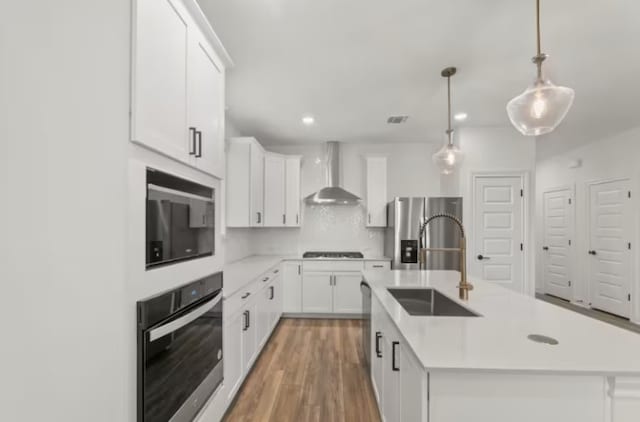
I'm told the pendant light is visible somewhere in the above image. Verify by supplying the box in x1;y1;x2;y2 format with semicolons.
433;67;464;175
506;0;575;136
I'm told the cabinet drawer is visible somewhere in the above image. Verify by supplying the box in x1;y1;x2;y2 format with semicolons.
303;260;363;272
364;261;391;271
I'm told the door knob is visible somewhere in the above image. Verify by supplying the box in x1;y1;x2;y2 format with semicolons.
588;250;597;255
477;254;490;260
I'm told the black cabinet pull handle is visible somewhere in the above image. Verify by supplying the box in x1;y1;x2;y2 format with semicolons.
392;341;399;371
283;214;286;224
375;332;382;358
241;292;250;299
189;127;197;155
273;269;279;274
195;130;202;158
373;265;384;268
262;277;269;282
542;246;549;251
296;214;299;224
269;286;274;300
257;212;262;224
243;311;249;331
247;310;250;328
589;250;597;255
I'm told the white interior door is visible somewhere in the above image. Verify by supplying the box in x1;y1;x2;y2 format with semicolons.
588;179;632;318
542;188;574;300
473;175;524;292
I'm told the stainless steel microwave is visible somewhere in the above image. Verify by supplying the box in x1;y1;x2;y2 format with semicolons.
146;168;215;269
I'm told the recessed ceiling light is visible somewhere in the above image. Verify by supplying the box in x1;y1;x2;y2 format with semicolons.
454;112;468;121
302;115;315;125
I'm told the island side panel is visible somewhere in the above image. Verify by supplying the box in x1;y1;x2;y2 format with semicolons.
428;371;606;422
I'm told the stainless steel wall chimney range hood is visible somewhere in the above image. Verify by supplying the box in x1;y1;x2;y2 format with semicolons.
304;141;361;205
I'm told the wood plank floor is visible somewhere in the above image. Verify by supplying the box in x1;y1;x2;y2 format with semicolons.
223;319;381;422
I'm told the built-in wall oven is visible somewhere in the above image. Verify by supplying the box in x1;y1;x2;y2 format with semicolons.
137;272;223;422
146;168;215;269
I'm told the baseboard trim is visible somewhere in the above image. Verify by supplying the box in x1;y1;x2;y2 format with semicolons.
283;312;363;319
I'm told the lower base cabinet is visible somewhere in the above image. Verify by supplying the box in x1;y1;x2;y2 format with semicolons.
224;310;245;402
372;295;424;422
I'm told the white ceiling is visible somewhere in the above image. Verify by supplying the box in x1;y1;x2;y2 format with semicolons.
200;0;640;148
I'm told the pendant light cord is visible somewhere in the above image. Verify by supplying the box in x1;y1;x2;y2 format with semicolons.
447;75;452;145
533;0;544;79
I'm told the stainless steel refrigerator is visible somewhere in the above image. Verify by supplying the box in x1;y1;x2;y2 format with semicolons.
385;197;463;270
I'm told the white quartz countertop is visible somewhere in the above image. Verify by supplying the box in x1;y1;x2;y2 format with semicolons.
364;269;640;375
224;254;391;298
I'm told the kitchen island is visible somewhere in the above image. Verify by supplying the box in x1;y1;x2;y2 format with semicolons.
363;270;640;422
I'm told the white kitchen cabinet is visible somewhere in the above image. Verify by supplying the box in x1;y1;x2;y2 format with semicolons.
333;273;364;313
226;138;265;227
268;274;283;330
283;261;302;312
285;156;302;226
256;282;272;350
224;309;244;402
264;153;286;227
132;0;228;178
241;299;258;370
187;33;225;177
132;0;189;161
365;156;388;227
364;260;391;271
372;295;424;422
302;272;334;313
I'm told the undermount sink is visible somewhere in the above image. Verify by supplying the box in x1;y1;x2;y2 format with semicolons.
387;288;480;317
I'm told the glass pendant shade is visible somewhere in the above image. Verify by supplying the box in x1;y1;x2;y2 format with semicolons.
433;139;464;175
507;77;575;136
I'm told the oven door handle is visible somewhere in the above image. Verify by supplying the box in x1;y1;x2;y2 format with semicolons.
149;293;222;342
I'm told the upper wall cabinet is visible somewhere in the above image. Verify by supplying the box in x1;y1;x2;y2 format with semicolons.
131;0;231;179
226;137;265;227
264;153;286;227
285;156;302;227
366;156;388;227
226;138;301;228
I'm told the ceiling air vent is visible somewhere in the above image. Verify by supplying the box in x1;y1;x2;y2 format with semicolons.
387;115;409;124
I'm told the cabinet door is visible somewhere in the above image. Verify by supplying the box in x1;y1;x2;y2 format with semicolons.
224;310;244;401
263;154;286;227
371;297;385;406
285;156;301;226
255;285;271;350
188;35;224;178
333;273;363;314
250;143;265;227
132;0;189;161
382;334;400;422
242;301;258;370
400;344;424;422
269;275;283;330
366;156;388;227
283;261;302;313
302;272;333;313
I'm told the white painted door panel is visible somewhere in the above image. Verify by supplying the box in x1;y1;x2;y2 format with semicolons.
224;310;244;401
250;143;265;226
285;157;301;226
302;272;333;313
473;176;524;292
589;179;632;318
282;261;302;312
264;154;286;227
332;273;363;314
543;188;573;300
132;0;189;161
188;36;224;177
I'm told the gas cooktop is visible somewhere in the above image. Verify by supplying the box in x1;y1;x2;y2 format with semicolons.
302;251;364;259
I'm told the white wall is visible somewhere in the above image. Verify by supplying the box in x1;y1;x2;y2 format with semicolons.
1;1;131;421
536;126;640;323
